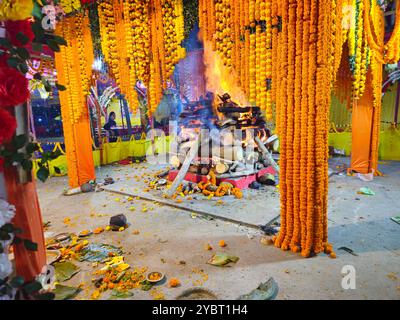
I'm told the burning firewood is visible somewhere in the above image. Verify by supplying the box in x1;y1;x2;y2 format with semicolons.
255;136;280;173
215;163;230;174
165;134;206;198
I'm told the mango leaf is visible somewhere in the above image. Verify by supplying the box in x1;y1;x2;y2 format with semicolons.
10;276;25;288
24;239;38;251
18;61;29;74
0;38;11;48
52;35;67;46
35;292;55;300
46;39;60;52
11;152;25;164
53;284;82;300
13;134;27;149
37;167;50;182
32;2;43;19
26;142;40;154
16;47;30;60
16;32;30;45
56;83;66;91
12;236;22;245
23;281;43;294
7;57;20;69
42;79;52;92
21;159;33;172
31;42;43;53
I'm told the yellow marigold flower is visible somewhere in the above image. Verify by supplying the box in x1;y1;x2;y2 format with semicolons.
0;0;33;21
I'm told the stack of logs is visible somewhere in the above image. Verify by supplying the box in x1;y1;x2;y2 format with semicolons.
169;94;279;179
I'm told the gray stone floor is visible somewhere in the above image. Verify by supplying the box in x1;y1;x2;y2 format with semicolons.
37;157;400;300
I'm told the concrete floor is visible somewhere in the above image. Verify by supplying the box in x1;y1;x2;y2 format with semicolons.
37;157;400;300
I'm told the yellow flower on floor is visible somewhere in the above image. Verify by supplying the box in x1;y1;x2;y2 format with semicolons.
0;0;33;21
91;290;100;300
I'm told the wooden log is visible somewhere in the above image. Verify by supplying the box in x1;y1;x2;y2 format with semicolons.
170;155;181;168
255;136;280;173
200;167;210;175
216;162;230;174
211;145;244;161
165;135;205;197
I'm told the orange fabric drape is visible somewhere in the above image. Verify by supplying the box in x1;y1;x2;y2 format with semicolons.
54;14;96;188
4;167;46;282
350;70;375;174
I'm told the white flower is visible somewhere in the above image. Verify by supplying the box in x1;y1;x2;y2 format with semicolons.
0;199;15;228
0;252;13;279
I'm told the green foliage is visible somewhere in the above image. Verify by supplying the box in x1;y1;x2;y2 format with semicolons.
87;2;102;58
183;0;199;41
0;134;61;183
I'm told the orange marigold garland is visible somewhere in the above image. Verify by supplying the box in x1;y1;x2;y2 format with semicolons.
272;0;340;257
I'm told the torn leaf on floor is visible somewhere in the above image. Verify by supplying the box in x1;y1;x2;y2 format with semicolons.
237;277;278;300
54;261;80;282
108;289;134;299
207;253;239;266
78;243;123;262
53;284;82;300
358;187;375;196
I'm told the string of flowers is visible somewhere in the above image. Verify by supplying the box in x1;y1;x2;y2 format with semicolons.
271;0;339;258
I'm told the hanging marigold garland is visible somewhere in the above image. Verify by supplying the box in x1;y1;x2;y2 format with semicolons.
54;12;94;187
270;0;343;258
147;0;186;114
55;13;94;124
199;0;274;118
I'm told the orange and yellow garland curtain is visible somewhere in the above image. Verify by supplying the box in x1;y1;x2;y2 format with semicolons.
98;0;185;116
270;0;340;257
54;12;96;188
348;0;400;174
148;0;186;114
199;0;274;120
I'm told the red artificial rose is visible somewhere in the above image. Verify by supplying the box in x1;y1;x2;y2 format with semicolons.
5;20;35;47
0;108;17;145
0;54;9;67
0;66;30;108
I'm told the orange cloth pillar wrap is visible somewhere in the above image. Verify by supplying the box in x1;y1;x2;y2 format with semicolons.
54;14;96;188
4;167;46;282
350;70;375;174
62;106;96;188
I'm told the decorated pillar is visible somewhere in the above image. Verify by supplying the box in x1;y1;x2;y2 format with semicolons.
350;70;375;173
350;0;399;174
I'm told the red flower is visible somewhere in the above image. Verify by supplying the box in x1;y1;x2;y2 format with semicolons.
5;20;34;47
0;67;30;108
0;108;17;145
0;54;9;68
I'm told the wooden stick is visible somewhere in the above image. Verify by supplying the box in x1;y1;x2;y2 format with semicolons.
165;135;205;197
255;136;280;173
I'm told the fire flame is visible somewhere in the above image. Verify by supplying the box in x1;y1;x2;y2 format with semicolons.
203;41;249;108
